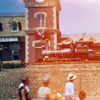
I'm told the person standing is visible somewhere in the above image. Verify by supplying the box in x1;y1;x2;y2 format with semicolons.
38;75;51;100
64;73;77;100
18;77;30;100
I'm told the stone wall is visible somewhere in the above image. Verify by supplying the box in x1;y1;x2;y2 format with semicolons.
25;63;100;100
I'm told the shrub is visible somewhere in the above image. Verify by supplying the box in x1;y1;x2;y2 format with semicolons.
0;62;26;69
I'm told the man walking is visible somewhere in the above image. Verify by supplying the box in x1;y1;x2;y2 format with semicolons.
18;77;30;100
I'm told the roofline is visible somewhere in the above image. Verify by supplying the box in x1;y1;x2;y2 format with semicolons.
61;33;100;37
0;12;25;17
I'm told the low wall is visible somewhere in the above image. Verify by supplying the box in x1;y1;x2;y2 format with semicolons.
25;63;100;100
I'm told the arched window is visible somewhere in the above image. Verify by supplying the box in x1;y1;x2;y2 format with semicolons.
12;22;17;31
0;23;3;32
9;18;19;32
18;22;22;31
34;12;47;28
37;14;45;27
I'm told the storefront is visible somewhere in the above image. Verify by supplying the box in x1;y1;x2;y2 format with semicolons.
0;37;25;61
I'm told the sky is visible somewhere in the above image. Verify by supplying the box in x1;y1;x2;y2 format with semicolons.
0;0;100;35
60;0;100;35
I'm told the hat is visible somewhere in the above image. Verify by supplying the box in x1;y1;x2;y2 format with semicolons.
67;73;76;80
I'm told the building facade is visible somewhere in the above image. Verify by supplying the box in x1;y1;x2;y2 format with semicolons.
0;14;25;62
24;0;61;63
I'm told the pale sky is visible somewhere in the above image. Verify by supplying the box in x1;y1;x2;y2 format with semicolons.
0;0;100;35
59;0;100;35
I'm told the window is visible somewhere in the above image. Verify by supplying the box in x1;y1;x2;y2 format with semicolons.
18;22;22;31
10;44;20;60
12;22;22;32
12;22;17;31
0;44;3;50
37;14;45;27
34;12;47;28
9;18;22;32
0;23;3;32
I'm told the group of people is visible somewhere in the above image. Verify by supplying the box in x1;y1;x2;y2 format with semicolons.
18;73;86;100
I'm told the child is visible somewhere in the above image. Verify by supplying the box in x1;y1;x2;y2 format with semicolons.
77;91;86;100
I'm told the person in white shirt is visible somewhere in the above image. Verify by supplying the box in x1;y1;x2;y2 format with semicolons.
64;73;77;100
38;75;51;100
19;82;30;93
18;77;30;100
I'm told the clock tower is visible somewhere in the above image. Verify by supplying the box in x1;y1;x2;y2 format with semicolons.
24;0;61;63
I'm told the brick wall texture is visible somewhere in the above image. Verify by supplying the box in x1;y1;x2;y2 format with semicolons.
25;63;100;100
19;41;25;62
28;34;36;62
28;7;54;29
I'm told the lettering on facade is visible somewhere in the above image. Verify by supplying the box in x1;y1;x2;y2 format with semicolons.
0;37;18;42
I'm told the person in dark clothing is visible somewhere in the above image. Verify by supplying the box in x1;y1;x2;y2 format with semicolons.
18;77;30;100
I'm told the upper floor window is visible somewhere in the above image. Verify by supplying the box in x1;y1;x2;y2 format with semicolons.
12;22;17;31
37;14;45;27
34;12;47;28
18;22;22;31
11;22;22;32
9;18;22;32
0;23;3;32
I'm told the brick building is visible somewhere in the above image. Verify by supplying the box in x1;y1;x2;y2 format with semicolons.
0;14;25;62
24;0;61;63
